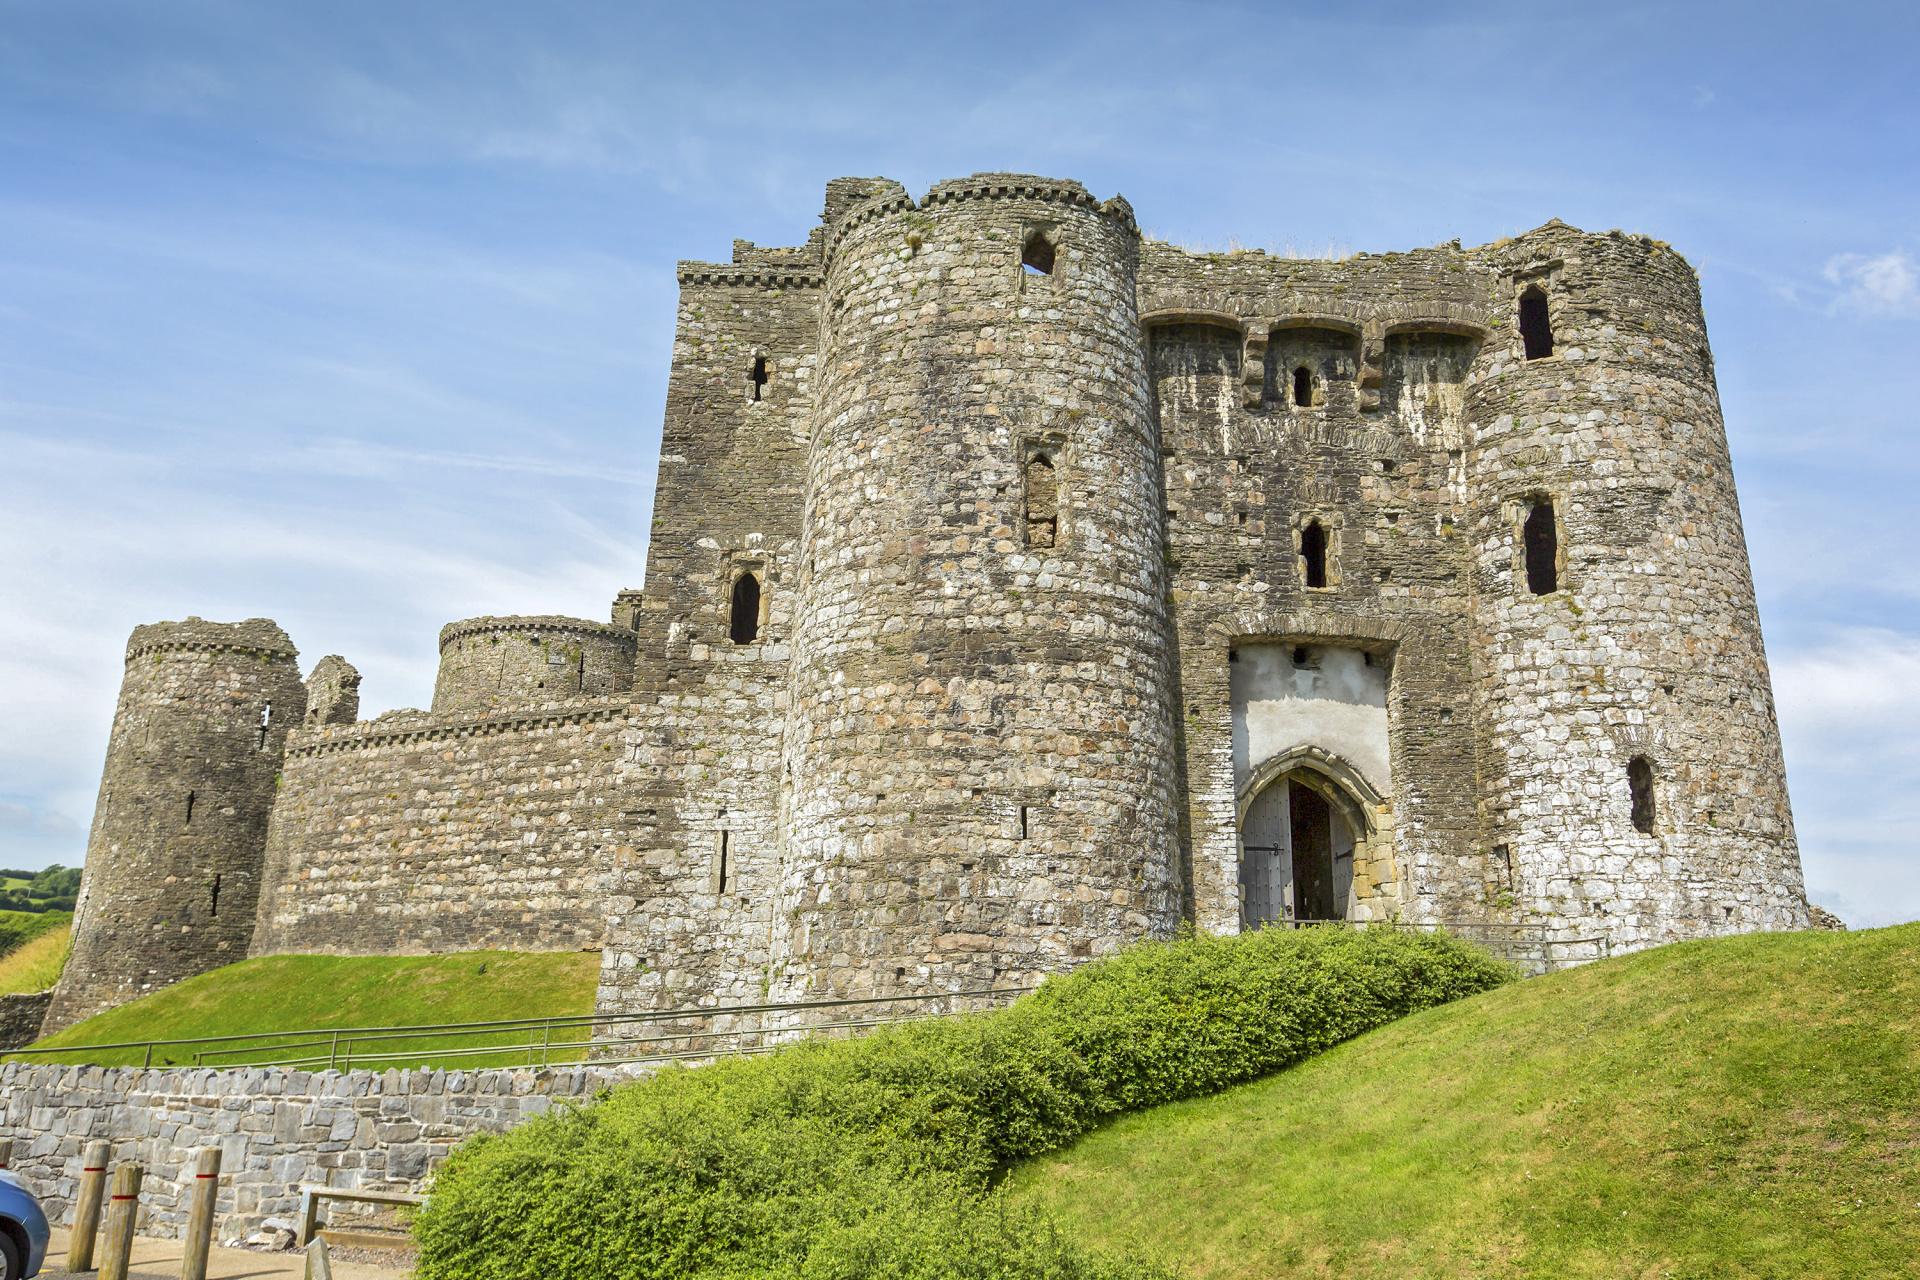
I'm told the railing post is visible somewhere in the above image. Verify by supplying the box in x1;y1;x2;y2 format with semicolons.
97;1162;143;1280
142;1042;153;1069
327;1032;338;1071
179;1145;221;1280
68;1138;112;1271
540;1019;551;1068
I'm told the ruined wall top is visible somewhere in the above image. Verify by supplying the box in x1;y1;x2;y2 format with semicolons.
125;617;298;665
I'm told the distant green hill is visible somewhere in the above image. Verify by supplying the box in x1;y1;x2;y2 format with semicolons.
0;865;81;914
1009;924;1920;1278
19;950;600;1069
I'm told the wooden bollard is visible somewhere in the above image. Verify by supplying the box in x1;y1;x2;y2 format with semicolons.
179;1147;221;1280
97;1163;142;1280
68;1140;112;1271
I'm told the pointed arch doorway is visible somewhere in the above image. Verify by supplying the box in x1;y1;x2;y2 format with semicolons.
1237;750;1382;929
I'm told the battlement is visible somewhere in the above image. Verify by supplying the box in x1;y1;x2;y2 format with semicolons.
285;695;628;758
124;617;298;665
431;614;636;715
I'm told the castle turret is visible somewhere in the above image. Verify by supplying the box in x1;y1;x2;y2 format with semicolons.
45;619;308;1029
1462;225;1807;950
771;175;1184;998
431;615;636;715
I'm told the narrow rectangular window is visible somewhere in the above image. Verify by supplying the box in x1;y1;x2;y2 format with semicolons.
730;572;761;644
1018;806;1030;841
1301;520;1329;589
210;873;221;917
1025;453;1058;548
184;790;195;825
1520;285;1554;360
717;830;732;894
1523;498;1558;595
1628;757;1657;835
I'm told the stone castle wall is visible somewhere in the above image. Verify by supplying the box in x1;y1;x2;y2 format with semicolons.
250;699;631;957
47;174;1808;1036
594;234;819;1026
431;616;636;715
1462;226;1807;944
0;1062;639;1241
1135;243;1498;938
0;993;53;1050
769;175;1184;1001
47;620;309;1030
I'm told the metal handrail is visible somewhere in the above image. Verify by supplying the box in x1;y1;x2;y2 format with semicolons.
224;1013;939;1071
8;917;1613;1071
6;985;1035;1070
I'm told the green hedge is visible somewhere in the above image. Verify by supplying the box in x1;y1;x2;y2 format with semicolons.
415;927;1512;1280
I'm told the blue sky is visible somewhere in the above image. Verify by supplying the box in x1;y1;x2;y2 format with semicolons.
1;1;1915;925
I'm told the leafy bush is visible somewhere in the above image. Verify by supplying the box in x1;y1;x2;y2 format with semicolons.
415;927;1511;1280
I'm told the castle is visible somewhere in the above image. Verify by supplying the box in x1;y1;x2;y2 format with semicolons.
45;174;1811;1035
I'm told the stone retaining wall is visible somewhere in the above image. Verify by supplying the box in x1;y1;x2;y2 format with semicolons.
0;993;50;1050
0;1062;640;1241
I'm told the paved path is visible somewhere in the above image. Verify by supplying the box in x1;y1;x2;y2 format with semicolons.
36;1227;408;1280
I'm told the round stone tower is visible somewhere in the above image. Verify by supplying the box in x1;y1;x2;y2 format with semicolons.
1461;224;1807;951
772;174;1184;998
431;615;636;715
46;618;308;1028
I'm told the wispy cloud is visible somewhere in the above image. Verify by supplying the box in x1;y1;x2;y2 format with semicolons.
1823;250;1919;314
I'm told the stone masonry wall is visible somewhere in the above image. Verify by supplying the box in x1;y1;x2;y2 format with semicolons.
431;616;636;716
595;230;819;1026
1135;241;1498;937
0;1062;639;1241
47;620;309;1031
771;175;1184;1000
1462;224;1807;946
251;701;631;957
0;993;52;1051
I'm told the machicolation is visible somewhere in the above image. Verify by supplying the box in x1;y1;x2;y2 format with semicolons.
43;173;1811;1039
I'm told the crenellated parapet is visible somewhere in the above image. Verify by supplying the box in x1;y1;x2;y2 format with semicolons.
431;615;637;715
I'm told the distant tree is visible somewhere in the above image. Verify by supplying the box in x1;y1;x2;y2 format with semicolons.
28;865;80;898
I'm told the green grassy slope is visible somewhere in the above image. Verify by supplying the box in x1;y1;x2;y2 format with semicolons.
0;925;70;994
0;908;71;956
18;950;600;1069
1009;925;1920;1279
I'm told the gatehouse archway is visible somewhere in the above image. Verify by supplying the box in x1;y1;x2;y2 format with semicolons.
1236;748;1382;929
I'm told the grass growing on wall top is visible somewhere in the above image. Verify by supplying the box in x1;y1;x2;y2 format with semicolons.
18;949;599;1068
0;925;70;995
1007;924;1920;1279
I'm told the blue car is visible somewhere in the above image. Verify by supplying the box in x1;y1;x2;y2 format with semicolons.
0;1170;48;1279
